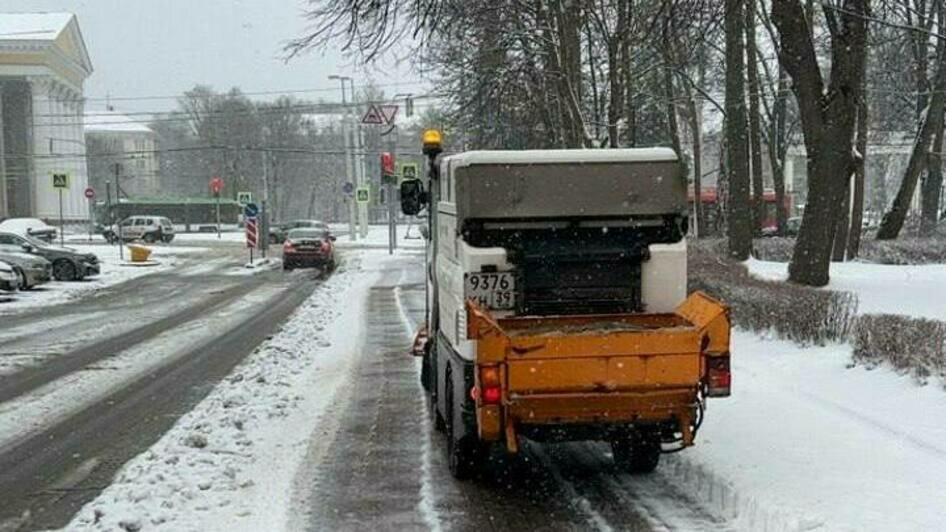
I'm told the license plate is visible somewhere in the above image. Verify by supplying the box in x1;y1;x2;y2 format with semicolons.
465;272;516;310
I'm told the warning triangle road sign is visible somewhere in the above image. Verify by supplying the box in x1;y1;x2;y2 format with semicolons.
361;105;385;125
379;105;399;125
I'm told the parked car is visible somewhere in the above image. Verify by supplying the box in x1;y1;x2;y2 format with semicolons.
0;217;57;242
0;245;52;289
0;260;19;292
103;216;175;243
0;231;100;281
270;220;330;244
282;228;336;271
785;216;803;236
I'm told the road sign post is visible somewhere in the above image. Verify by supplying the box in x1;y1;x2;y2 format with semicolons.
381;152;397;255
210;176;224;239
245;202;259;264
342;181;356;242
84;187;95;242
52;173;69;247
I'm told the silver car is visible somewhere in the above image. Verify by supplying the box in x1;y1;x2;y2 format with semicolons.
0;260;18;291
107;216;175;244
0;245;52;289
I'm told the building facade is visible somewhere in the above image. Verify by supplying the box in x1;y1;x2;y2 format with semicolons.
0;12;93;221
85;111;160;198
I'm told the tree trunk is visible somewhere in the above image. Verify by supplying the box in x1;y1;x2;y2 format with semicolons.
773;0;868;286
832;177;851;262
622;0;636;147
662;19;685;176
725;0;751;260
607;0;627;148
766;65;789;234
920;122;945;235
685;85;703;237
877;19;946;239
745;0;765;234
586;20;602;143
847;91;868;258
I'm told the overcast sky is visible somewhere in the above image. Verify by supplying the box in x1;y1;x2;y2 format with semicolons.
4;0;427;113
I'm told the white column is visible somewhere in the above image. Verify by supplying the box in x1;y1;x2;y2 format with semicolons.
28;77;52;217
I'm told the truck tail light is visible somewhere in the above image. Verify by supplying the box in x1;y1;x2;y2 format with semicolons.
283;240;294;252
706;354;731;397
479;366;502;405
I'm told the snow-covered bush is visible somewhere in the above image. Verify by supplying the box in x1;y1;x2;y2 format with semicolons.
857;238;946;265
689;247;859;345
852;315;946;382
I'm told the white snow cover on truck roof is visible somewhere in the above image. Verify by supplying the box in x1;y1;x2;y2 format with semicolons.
448;147;678;167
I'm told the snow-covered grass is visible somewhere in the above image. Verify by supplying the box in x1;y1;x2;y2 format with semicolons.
332;223;425;250
664;330;946;532
0;244;206;313
64;251;384;532
172;231;248;244
748;258;946;321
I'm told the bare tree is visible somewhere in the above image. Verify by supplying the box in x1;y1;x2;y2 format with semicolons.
772;0;869;286
745;0;765;234
726;0;752;259
877;18;946;238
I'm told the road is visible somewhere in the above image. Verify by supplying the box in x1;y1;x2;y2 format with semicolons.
0;242;732;531
0;242;325;531
296;254;732;531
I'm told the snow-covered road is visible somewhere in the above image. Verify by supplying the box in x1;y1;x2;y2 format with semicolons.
61;250;734;532
0;243;330;530
2;244;944;531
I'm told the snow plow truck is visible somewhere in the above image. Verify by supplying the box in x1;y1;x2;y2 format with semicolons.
400;130;732;479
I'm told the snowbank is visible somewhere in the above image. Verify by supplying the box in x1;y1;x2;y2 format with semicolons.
64;252;377;531
332;223;425;250
664;330;946;531
746;258;946;321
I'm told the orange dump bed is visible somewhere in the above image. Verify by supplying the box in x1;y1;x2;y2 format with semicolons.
466;292;730;449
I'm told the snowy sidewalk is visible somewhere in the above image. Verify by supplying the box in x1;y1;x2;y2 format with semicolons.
664;331;946;531
63;251;381;531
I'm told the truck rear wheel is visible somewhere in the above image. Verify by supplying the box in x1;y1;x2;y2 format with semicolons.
612;434;660;474
445;377;485;479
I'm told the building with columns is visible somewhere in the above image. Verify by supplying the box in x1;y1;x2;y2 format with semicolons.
0;12;93;221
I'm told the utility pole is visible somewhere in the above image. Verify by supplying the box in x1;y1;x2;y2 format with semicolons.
107;180;123;261
0;86;7;220
351;80;368;238
261;151;269;258
330;75;357;241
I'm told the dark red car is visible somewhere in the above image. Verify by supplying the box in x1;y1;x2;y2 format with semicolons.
282;228;336;271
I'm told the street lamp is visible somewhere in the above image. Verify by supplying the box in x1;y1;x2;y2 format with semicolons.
328;75;350;104
330;75;357;240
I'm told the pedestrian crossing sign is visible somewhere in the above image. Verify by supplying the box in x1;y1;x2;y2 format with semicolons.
52;173;70;189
